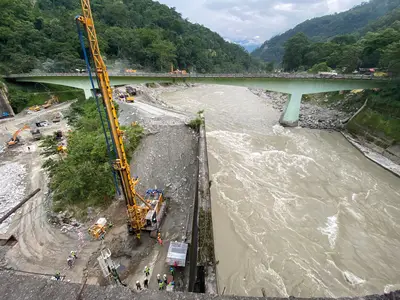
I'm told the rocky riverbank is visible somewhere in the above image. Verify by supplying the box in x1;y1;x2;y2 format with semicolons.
249;88;351;130
249;88;400;177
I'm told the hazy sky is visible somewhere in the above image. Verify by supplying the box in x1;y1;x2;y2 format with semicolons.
157;0;366;44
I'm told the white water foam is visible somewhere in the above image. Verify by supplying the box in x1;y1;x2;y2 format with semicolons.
318;215;338;249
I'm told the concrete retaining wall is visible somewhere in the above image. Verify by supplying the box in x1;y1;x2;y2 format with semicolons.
196;120;218;294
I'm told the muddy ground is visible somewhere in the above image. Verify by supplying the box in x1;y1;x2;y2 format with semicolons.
0;85;199;293
104;86;198;291
0;102;100;282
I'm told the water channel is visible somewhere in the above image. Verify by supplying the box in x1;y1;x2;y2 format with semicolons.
161;85;400;298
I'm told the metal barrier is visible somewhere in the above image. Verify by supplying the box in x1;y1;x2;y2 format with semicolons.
6;72;394;81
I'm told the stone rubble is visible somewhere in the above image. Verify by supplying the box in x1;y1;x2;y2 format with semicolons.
0;162;27;234
249;88;352;130
47;210;82;233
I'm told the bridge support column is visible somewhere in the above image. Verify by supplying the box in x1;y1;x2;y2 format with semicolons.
83;88;93;99
279;92;302;127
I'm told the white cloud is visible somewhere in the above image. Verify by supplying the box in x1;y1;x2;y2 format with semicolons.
157;0;366;44
273;3;294;11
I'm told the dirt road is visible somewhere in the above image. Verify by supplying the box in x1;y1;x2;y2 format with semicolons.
0;102;101;282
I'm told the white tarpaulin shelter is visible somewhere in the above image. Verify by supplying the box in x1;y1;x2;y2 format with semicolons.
166;241;188;267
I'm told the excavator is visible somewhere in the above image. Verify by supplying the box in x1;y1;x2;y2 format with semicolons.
77;0;166;239
7;125;30;147
170;63;187;75
42;95;59;109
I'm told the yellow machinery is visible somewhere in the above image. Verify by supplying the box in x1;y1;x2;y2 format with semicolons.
42;95;59;109
88;217;108;239
7;125;30;147
57;144;67;153
29;105;41;112
77;0;165;238
170;63;187;74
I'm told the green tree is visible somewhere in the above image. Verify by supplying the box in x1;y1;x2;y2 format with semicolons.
308;62;331;73
282;33;310;71
381;41;400;75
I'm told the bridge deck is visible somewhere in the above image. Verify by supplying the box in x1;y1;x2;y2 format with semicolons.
5;72;391;81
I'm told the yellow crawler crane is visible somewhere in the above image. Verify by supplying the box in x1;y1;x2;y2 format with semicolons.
77;0;165;239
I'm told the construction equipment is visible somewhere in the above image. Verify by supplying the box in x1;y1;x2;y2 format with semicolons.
126;86;137;96
57;144;67;153
29;105;41;112
97;248;125;285
7;125;30;147
170;63;187;75
42;95;59;109
88;217;108;240
126;96;134;103
54;130;63;140
77;0;166;238
52;112;62;123
31;128;42;140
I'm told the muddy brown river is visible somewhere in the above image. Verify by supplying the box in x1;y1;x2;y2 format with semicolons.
162;85;400;298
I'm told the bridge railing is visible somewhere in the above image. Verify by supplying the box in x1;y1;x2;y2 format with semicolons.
6;72;393;81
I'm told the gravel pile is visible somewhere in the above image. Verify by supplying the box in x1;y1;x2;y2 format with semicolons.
0;162;26;234
250;88;351;130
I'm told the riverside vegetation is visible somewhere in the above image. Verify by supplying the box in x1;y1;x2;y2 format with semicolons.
40;98;143;214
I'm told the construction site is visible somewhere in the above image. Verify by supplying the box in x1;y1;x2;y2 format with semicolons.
0;76;213;291
0;0;215;295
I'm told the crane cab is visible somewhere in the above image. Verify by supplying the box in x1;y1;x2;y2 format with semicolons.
143;189;167;232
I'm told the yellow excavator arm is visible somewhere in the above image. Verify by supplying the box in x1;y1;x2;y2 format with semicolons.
77;0;154;238
7;125;30;147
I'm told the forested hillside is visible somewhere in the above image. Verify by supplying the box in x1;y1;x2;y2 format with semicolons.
282;12;400;73
0;0;262;74
252;0;400;63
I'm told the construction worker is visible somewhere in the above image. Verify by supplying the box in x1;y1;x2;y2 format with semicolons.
54;271;61;281
156;274;161;283
157;232;163;245
70;250;78;259
144;266;150;277
158;281;164;290
144;278;149;288
136;280;142;290
170;266;175;277
163;274;167;285
67;256;74;268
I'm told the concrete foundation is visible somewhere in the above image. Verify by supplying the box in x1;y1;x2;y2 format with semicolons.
279;93;302;127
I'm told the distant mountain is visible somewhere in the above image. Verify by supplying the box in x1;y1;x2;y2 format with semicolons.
242;45;260;53
252;0;400;63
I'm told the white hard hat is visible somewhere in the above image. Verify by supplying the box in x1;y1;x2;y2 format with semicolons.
136;281;140;284
157;274;160;276
145;266;148;269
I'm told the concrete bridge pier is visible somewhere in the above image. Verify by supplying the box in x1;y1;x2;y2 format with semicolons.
83;88;93;99
279;92;302;127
